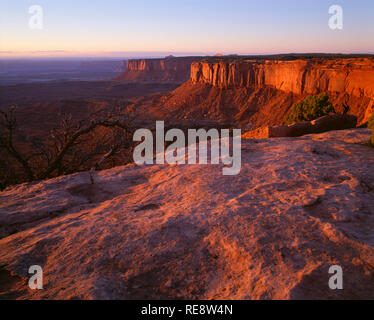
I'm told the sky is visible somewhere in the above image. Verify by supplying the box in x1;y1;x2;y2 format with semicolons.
0;0;373;58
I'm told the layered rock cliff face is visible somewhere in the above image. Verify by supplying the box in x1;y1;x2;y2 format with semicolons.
115;57;202;83
190;58;374;124
191;58;374;96
116;57;374;126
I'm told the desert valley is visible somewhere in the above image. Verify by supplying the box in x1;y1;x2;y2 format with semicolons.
0;53;374;300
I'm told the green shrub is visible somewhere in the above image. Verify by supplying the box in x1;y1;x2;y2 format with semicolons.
368;113;374;130
368;113;374;146
284;94;335;125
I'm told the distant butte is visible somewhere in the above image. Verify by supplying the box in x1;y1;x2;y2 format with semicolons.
113;56;203;84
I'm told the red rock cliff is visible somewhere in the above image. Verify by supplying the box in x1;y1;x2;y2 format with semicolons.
115;57;202;83
191;58;374;98
191;58;374;123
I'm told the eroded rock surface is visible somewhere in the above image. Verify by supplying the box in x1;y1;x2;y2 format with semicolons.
0;129;373;299
115;57;202;84
242;114;357;139
191;59;374;97
191;58;374;125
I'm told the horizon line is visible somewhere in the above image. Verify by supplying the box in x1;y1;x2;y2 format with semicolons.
1;51;374;60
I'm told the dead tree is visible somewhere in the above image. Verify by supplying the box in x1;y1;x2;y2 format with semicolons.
0;106;134;186
0;106;35;181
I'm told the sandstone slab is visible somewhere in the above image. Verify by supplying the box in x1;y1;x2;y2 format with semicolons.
0;129;373;299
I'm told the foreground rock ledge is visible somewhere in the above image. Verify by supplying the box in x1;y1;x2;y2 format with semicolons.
242;114;358;139
0;129;374;300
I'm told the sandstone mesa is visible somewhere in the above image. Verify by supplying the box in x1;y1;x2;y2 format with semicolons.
123;57;374;127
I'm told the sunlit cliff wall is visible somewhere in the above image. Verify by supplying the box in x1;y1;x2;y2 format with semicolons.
191;58;374;123
191;59;374;97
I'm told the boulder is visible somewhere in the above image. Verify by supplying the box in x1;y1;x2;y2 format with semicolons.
243;114;357;139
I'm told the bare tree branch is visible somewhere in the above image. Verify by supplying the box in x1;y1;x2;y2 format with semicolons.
0;107;35;181
40;120;133;179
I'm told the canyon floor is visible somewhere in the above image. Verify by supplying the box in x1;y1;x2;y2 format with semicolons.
0;128;374;299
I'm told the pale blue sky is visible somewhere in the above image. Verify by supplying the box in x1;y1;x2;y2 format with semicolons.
0;0;373;57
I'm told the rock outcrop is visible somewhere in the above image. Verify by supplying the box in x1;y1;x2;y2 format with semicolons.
125;57;373;127
243;114;357;139
114;56;202;83
1;129;374;300
191;58;374;96
190;58;374;124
